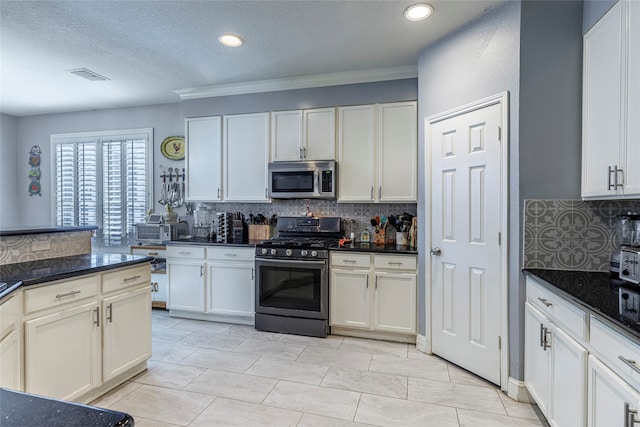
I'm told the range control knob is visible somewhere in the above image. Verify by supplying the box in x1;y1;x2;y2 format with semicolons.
261;248;268;255
300;250;308;257
311;250;318;257
622;269;630;276
286;249;293;256
270;249;277;256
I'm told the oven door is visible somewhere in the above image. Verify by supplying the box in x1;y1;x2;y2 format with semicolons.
255;257;328;320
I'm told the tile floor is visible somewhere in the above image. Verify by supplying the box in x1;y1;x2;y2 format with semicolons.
91;309;548;427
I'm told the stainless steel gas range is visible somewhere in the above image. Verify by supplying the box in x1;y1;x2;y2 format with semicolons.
254;216;341;338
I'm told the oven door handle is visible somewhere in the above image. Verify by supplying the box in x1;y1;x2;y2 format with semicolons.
256;258;327;266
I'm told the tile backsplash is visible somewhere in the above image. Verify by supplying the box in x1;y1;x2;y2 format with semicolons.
523;199;640;271
0;231;93;266
184;199;417;239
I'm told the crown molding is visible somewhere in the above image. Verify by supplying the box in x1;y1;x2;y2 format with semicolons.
174;65;418;100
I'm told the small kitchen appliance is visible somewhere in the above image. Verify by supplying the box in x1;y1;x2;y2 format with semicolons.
134;222;188;245
620;246;640;284
268;160;336;199
612;213;640;275
254;216;341;337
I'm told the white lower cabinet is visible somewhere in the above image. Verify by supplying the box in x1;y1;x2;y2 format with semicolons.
102;286;152;382
25;301;100;401
167;245;206;312
330;252;416;340
207;247;255;319
0;330;21;390
588;355;640;426
526;276;640;427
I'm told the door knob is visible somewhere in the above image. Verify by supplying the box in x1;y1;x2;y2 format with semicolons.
430;247;442;256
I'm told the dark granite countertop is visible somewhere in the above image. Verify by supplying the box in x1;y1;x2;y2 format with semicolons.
0;253;152;299
523;269;640;343
167;238;261;247
0;225;98;237
0;388;133;427
331;242;418;255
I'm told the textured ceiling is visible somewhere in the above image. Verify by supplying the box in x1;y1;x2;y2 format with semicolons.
0;0;506;117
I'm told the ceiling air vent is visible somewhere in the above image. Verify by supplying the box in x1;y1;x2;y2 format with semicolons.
67;68;110;81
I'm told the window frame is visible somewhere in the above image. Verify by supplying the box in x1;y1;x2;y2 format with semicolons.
50;128;154;250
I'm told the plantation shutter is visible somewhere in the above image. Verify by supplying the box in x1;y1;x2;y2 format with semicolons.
52;129;152;251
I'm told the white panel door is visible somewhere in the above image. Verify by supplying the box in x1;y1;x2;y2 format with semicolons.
430;102;503;385
167;260;205;312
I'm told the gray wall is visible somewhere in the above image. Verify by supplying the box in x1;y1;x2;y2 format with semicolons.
12;103;185;227
417;0;521;371
583;0;617;33
0;114;19;228
417;0;583;382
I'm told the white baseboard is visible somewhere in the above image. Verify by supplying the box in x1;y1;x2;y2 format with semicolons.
507;377;532;402
415;334;432;354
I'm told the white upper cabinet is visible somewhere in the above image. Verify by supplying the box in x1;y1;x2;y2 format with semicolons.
224;112;270;202
582;0;640;199
271;108;336;161
185;116;223;201
338;102;417;202
378;102;418;202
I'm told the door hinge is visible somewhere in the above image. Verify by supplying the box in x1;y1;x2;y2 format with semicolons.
498;126;502;141
498;336;502;350
498;232;501;245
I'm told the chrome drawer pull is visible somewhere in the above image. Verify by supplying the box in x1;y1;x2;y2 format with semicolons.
123;275;142;282
56;290;81;299
624;403;640;427
388;262;403;266
224;253;237;257
178;251;191;255
107;303;113;323
619;356;640;375
148;252;159;256
343;259;357;263
94;307;100;327
537;297;552;307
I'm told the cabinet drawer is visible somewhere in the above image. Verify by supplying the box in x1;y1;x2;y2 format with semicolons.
0;294;19;339
207;246;254;262
24;275;98;314
374;254;417;271
331;252;371;268
102;264;151;294
131;247;166;258
590;316;640;390
526;278;587;340
166;245;206;259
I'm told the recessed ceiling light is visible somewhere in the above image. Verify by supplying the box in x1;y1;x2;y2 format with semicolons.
218;34;243;48
404;3;433;21
67;68;109;81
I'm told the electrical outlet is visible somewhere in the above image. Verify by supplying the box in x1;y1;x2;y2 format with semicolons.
32;241;51;251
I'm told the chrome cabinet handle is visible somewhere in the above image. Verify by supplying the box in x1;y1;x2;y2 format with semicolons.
624;403;640;427
251;268;255;280
366;276;369;288
375;276;378;289
543;327;551;351
200;265;204;277
299;147;303;159
107;303;113;323
217;188;221;199
224;253;237;257
56;290;81;299
124;275;142;282
619;356;640;375
616;167;625;188
539;324;545;348
178;251;191;255
379;186;382;199
370;187;374;200
94;307;100;327
343;259;357;264
388;262;403;266
537;297;552;307
608;166;615;190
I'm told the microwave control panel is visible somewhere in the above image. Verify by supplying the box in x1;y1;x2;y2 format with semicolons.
321;170;333;193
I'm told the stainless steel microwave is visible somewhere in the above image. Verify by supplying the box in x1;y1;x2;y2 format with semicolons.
268;160;336;199
134;223;189;245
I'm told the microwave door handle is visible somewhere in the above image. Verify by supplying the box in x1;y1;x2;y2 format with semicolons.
316;171;320;193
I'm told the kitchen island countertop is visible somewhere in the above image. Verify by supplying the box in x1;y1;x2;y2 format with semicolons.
0;253;152;299
0;225;98;237
0;388;133;427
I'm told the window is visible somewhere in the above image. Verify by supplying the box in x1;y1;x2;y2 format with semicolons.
51;129;153;251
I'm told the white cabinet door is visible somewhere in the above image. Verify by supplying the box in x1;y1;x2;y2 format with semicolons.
25;301;100;401
549;324;587;427
152;272;167;305
0;330;21;390
304;108;335;160
207;263;255;316
373;272;416;334
378;102;417;202
625;0;640;196
330;268;370;329
102;286;152;382
167;260;205;312
524;302;551;416
224;112;270;201
588;355;640;427
185;116;222;201
271;110;303;161
337;105;376;202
